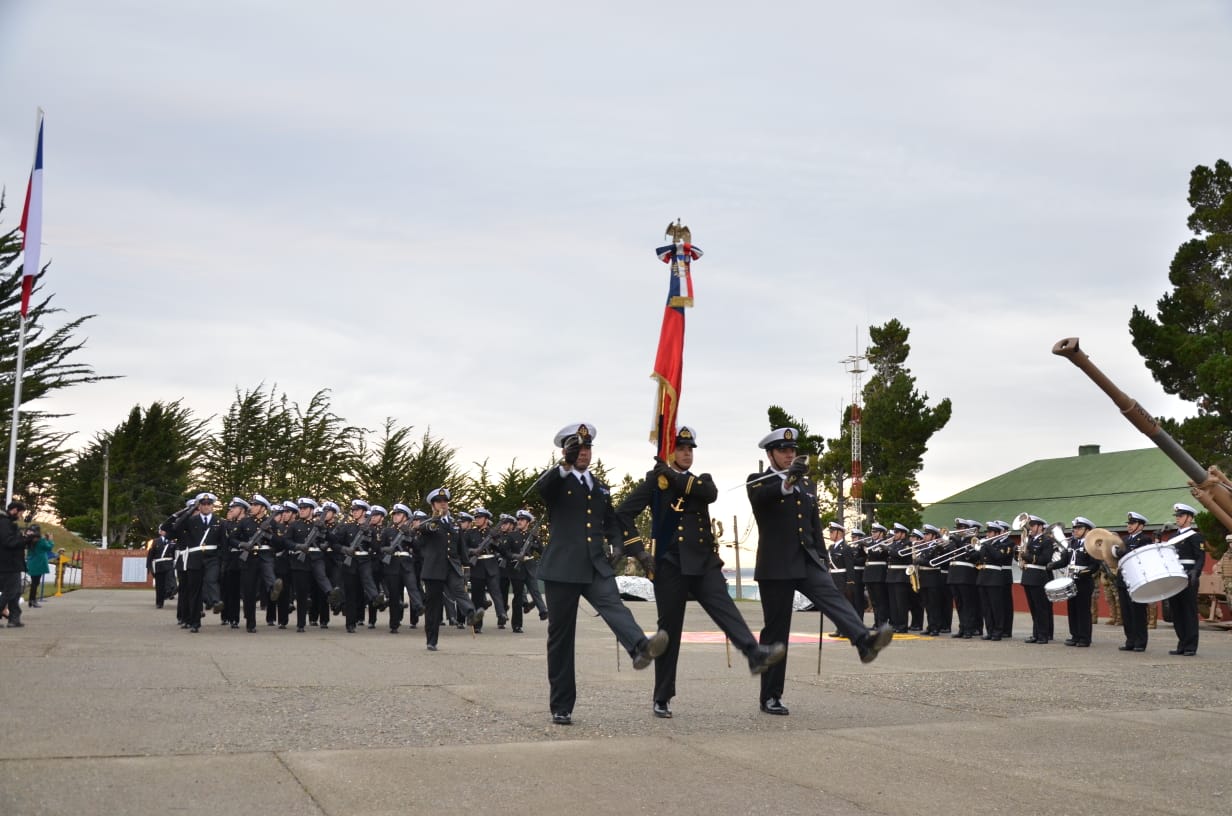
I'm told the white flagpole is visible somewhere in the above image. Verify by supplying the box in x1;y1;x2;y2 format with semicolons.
6;316;27;503
7;109;43;504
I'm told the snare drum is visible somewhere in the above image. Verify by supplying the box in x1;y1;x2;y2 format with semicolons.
1044;576;1077;603
1119;543;1189;603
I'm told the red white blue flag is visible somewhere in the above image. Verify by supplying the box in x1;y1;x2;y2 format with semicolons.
19;111;45;318
650;240;702;460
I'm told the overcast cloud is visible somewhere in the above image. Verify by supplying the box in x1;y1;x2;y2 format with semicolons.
1;1;1228;532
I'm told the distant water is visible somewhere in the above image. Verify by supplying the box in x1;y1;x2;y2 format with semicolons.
723;567;759;601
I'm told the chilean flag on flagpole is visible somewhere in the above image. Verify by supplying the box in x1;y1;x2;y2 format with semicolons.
19;110;45;318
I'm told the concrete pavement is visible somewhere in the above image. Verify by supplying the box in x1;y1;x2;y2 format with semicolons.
1;590;1228;815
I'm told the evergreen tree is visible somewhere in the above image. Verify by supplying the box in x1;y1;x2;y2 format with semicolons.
0;194;116;506
1130;158;1232;549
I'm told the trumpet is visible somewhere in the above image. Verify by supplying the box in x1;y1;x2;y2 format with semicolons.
927;529;1012;567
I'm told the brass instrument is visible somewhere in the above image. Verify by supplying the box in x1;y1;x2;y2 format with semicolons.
928;529;1012;567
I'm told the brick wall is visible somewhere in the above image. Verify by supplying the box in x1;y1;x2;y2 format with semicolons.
80;549;153;589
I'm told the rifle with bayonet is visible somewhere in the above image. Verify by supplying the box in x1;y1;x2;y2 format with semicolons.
380;522;410;566
237;516;275;563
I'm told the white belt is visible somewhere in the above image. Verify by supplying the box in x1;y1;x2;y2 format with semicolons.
184;545;218;554
353;550;369;556
854;565;865;570
982;565;1002;570
831;568;846;573
393;552;411;557
1025;564;1047;570
918;566;938;572
256;545;273;551
951;561;974;568
1178;559;1196;565
477;554;496;560
153;557;172;563
307;547;322;552
889;565;909;570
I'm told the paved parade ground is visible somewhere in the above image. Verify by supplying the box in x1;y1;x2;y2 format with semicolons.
1;589;1229;815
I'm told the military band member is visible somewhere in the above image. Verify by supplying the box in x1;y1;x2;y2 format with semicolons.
975;520;1011;641
496;513;517;612
1111;511;1152;651
1019;515;1055;644
382;503;425;633
946;521;982;638
885;523;913;634
283;499;320;632
1056;517;1097;647
913;526;945;636
508;510;543;633
308;501;343;627
417;488;482;650
847;524;867;623
863;523;889;627
826;522;850;637
169;492;226;633
997;520;1014;638
146;528;178;608
333;500;387;633
534;423;669;725
615;426;785;719
167;498;195;626
748;428;892;716
1166;503;1204;656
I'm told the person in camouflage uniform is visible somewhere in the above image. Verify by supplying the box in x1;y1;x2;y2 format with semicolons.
1220;539;1232;621
1095;563;1121;626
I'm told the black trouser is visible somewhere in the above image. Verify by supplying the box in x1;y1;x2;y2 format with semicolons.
979;583;1004;638
921;584;945;632
270;557;291;625
385;558;424;631
1169;582;1199;653
866;580;888;627
845;573;865;624
544;575;651;716
344;559;381;627
511;575;531;629
654;560;759;704
291;569;312;629
153;568;176;608
1023;583;1052;640
1117;579;1148;648
908;586;924;630
221;567;242;623
0;572;23;624
27;574;44;604
523;562;547;616
423;578;447;646
181;568;204;627
1000;581;1014;636
1066;575;1094;643
175;564;188;622
469;563;505;629
242;556;276;628
953;583;980;635
887;581;909;631
758;564;869;704
201;557;221;608
444;569;476;624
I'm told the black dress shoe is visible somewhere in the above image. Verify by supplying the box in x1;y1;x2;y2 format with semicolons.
1183;650;1196;656
552;712;572;725
270;578;284;602
632;629;670;670
981;635;992;641
345;625;356;633
747;643;788;675
1025;637;1039;643
1118;644;1134;651
319;623;329;630
1075;641;1090;647
230;622;239;630
760;698;789;716
277;623;287;630
1133;646;1146;652
512;626;523;633
858;624;894;665
189;626;199;633
653;701;672;719
296;626;305;633
539;612;548;621
246;626;256;633
1064;638;1076;646
938;629;952;634
951;632;966;639
990;635;1002;642
426;643;438;651
1168;649;1185;655
523;602;536;615
827;631;842;638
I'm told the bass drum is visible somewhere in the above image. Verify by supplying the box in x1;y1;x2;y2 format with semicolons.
1044;576;1077;603
1120;543;1188;603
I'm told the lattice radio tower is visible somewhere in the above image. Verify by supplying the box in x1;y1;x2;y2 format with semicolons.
840;346;868;524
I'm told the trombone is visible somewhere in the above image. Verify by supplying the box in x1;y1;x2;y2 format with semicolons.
927;529;1012;567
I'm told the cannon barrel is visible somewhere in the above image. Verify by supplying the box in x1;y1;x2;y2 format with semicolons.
1052;337;1208;483
1053;337;1232;536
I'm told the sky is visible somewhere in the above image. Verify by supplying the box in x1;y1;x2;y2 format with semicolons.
1;1;1229;543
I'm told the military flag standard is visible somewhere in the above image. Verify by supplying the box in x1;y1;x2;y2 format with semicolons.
19;110;45;317
650;221;702;460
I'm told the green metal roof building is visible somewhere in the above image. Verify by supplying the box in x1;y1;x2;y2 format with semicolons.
923;446;1193;532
